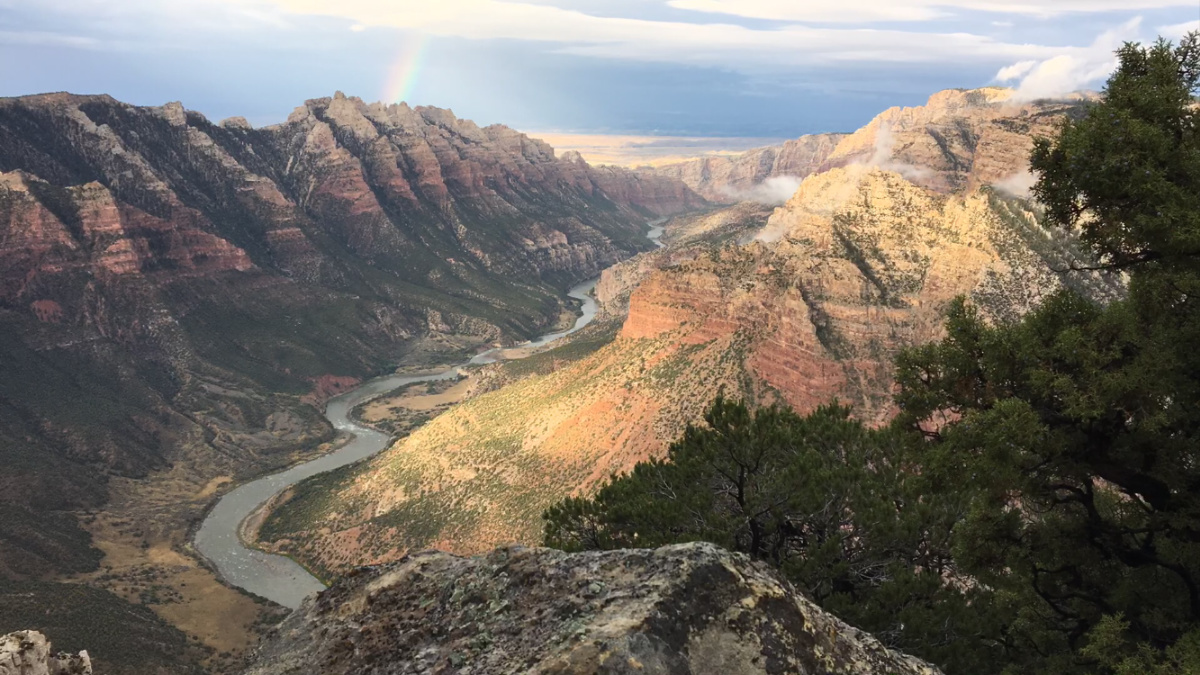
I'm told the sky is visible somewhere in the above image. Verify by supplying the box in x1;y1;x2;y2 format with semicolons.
1;0;1197;138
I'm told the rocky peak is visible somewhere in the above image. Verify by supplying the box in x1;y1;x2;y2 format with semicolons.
150;100;189;127
820;86;1085;194
560;149;589;164
0;631;91;675
244;543;941;675
220;115;253;130
922;86;1014;110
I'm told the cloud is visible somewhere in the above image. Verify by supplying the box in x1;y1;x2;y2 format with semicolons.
1160;19;1200;39
995;60;1038;81
0;30;106;49
853;122;934;182
720;175;804;205
994;17;1141;101
667;0;1198;22
222;0;1069;69
992;169;1037;198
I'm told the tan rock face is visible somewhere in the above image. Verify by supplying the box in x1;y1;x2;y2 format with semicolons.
821;87;1091;195
652;133;846;202
243;543;942;675
0;631;91;675
653;87;1087;206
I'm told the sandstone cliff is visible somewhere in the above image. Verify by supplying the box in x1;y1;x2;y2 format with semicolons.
651;134;846;202
261;143;1117;577
244;543;941;675
0;631;90;675
818;87;1092;194
254;206;775;573
652;87;1089;205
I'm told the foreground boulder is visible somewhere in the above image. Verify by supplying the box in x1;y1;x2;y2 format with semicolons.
245;543;941;675
0;631;91;675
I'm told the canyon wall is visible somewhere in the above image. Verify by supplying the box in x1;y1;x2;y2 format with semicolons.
651;133;846;202
260;88;1122;577
0;90;704;661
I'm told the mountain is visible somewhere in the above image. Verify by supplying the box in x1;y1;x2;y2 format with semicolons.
650;133;846;202
0;90;704;667
815;87;1093;194
243;543;942;675
258;87;1123;577
651;87;1091;203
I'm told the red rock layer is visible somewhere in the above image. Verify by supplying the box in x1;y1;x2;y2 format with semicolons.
0;90;706;577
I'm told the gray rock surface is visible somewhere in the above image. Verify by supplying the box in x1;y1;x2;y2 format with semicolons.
243;543;942;675
0;631;91;675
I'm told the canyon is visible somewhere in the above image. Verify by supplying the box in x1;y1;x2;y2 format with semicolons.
258;88;1122;582
0;85;1123;675
0;91;703;673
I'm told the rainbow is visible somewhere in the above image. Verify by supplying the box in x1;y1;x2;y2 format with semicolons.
380;33;431;106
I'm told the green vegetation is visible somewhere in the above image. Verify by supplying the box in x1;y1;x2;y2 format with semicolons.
0;580;205;675
546;33;1200;675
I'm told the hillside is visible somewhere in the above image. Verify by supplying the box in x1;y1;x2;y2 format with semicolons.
0;91;703;669
258;88;1123;579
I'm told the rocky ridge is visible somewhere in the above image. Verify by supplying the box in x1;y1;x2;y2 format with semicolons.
243;542;941;675
817;87;1093;194
0;631;90;675
0;91;703;669
258;89;1122;577
652;88;1091;203
651;134;846;202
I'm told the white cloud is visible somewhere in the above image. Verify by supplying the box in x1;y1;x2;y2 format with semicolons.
222;0;1068;69
996;17;1142;101
995;60;1038;82
0;30;106;49
1160;19;1200;39
668;0;1198;23
992;169;1037;198
858;122;933;182
720;175;804;205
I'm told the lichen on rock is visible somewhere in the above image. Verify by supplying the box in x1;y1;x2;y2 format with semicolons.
243;543;941;675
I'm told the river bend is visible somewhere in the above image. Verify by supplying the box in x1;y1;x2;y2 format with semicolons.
195;222;663;608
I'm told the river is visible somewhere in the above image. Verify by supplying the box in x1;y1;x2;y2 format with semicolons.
193;220;666;609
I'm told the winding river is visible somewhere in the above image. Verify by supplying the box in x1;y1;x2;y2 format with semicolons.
194;221;665;609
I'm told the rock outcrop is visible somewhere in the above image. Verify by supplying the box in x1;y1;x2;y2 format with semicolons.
244;543;941;675
818;87;1092;194
0;631;90;675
